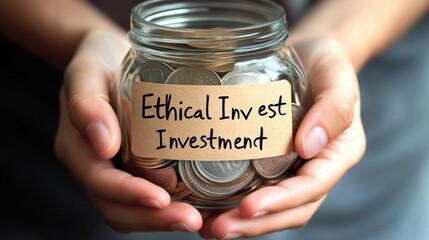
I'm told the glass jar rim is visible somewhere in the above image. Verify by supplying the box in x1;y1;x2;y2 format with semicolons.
129;0;288;53
131;0;286;36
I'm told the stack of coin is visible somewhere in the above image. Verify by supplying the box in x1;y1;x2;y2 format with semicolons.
252;153;297;179
130;155;176;170
124;60;308;208
179;160;255;200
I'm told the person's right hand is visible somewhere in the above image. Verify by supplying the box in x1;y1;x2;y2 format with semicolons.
198;38;366;239
54;31;203;233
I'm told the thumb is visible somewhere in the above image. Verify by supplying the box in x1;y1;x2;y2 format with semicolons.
294;40;358;159
64;56;121;160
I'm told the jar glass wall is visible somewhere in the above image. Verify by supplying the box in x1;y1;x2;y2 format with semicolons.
115;0;310;209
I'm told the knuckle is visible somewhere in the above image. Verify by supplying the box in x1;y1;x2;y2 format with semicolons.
308;177;328;203
332;101;354;129
68;93;86;111
68;93;110;120
313;191;327;203
68;94;87;124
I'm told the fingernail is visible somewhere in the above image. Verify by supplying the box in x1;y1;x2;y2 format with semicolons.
86;121;110;154
170;222;194;232
221;233;242;240
303;126;328;158
138;199;162;209
251;210;268;218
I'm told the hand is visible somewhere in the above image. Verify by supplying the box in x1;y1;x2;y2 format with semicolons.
199;38;366;239
54;31;202;232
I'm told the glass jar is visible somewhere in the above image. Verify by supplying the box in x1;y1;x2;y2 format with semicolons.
115;0;310;209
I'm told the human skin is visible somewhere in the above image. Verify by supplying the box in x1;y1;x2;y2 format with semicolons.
1;0;427;238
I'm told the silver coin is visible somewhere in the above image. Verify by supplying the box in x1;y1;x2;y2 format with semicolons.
252;152;298;179
195;160;250;183
221;70;271;85
191;171;255;199
136;61;174;84
178;161;255;200
224;175;264;203
187;38;237;50
206;62;235;73
166;67;222;85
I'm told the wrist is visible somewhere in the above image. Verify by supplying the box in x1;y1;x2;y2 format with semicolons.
287;32;367;72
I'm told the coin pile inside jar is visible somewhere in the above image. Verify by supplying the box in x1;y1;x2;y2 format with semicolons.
124;60;307;208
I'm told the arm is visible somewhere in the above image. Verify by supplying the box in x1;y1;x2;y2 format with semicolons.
201;1;428;239
290;0;429;70
0;0;123;68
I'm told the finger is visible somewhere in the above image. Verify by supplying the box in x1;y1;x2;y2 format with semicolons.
239;102;364;218
63;33;127;160
64;56;120;160
93;199;202;233
294;39;358;159
203;196;325;239
88;164;173;208
238;168;330;218
56;89;170;208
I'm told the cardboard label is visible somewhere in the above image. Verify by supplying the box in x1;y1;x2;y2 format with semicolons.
131;81;293;161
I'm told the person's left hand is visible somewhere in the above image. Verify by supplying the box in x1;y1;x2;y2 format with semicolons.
54;31;203;233
198;38;366;239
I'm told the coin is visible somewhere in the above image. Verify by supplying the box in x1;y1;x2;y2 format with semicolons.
166;67;222;85
194;160;250;183
206;62;235;73
130;154;177;169
187;40;237;50
227;174;263;198
252;152;298;179
178;161;255;200
221;70;271;85
171;182;192;199
136;61;174;84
